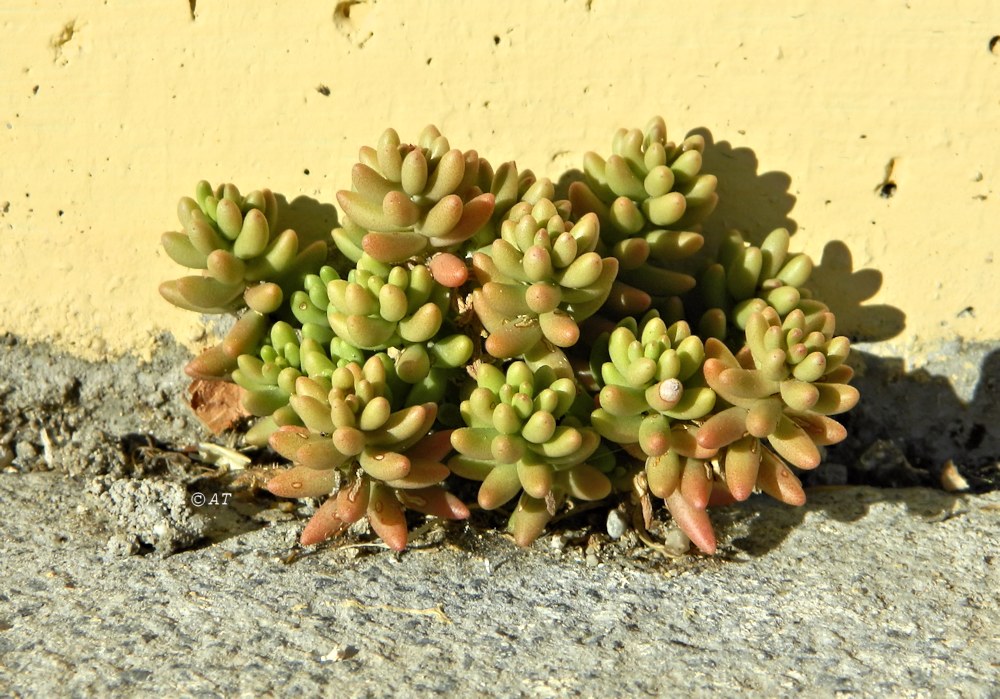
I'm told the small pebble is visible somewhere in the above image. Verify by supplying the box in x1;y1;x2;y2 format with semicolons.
662;529;691;556
606;509;628;539
106;534;141;557
15;441;39;462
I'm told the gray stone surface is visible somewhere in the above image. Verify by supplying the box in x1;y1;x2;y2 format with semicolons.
0;333;200;479
1;471;997;698
1;333;998;696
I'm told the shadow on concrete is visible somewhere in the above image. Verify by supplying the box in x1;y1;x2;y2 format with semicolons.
719;487;968;559
824;348;1000;492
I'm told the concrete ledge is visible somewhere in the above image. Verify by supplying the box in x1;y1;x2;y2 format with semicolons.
1;472;997;697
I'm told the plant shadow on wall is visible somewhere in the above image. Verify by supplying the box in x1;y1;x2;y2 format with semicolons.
275;194;339;250
689;131;996;555
802;197;998;495
673;128;997;495
688;128;798;243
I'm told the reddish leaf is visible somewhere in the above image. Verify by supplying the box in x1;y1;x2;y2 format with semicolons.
184;344;236;380
336;477;371;524
679;458;711;510
695;406;749;450
396;486;470;520
268;425;312;460
267;465;338;499
509;493;554;547
757;448;807;506
300;498;349;546
405;429;454;463
385;458;450;489
428;252;469;288
664;489;717;555
368;483;408;551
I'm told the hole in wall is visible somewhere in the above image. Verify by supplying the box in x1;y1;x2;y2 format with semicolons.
989;35;999;54
334;1;360;20
493;35;500;45
315;85;330;96
876;157;898;198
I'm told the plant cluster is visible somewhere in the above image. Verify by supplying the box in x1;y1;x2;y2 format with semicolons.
159;118;859;554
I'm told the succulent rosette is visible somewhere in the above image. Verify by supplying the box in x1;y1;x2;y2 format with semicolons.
160;180;327;313
696;307;857;489
588;312;725;552
470;192;619;360
333;126;497;267
266;355;468;551
567;117;717;316
449;361;610;545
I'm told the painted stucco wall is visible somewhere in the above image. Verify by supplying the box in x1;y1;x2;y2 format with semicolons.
1;1;998;365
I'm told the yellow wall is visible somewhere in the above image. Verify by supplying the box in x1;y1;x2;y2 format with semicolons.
2;1;998;364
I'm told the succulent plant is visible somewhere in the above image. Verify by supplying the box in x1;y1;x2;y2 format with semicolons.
449;361;610;545
587;312;726;552
265;355;468;550
590;312;716;449
333;126;498;266
691;227;822;341
567;117;717;317
697;306;857;478
470;191;619;361
161;118;861;557
160;180;327;314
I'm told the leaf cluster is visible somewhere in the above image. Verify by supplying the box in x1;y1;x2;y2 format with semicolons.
159;118;858;554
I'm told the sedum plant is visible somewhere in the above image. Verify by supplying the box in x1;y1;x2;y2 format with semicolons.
265;355;468;551
160;118;859;555
449;361;610;546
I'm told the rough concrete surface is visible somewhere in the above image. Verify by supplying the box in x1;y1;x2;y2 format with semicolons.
1;338;999;697
1;473;998;698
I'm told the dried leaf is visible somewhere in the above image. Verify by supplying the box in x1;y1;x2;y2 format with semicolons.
940;460;970;492
187;379;250;435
